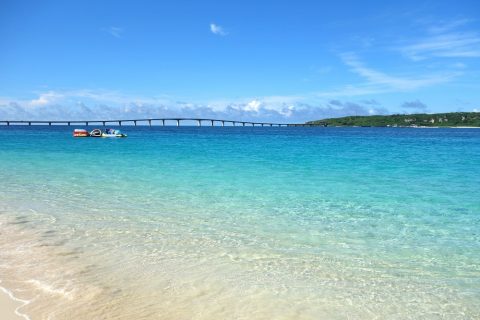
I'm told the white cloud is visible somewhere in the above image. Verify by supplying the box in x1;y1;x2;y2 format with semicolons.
315;53;458;98
244;100;262;112
426;18;472;35
0;90;390;123
105;26;123;38
400;32;480;60
451;62;467;69
398;19;480;60
341;53;457;90
28;91;64;106
317;53;458;98
210;23;227;36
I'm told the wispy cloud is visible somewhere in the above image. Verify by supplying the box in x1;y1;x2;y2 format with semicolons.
360;99;380;106
210;23;227;36
104;26;124;38
426;18;472;34
399;19;480;60
341;53;457;90
315;53;459;98
401;100;428;111
401;32;480;60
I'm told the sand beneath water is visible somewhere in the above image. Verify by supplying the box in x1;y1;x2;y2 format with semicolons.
0;287;29;320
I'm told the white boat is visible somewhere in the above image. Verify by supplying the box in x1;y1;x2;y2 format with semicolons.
89;128;127;138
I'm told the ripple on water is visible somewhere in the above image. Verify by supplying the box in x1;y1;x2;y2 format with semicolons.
0;127;479;319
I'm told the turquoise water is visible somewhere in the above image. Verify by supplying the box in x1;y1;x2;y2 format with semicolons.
0;126;479;319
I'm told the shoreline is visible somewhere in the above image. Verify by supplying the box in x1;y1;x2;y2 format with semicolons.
0;284;31;320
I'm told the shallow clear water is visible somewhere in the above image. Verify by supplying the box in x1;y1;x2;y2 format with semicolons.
0;126;479;319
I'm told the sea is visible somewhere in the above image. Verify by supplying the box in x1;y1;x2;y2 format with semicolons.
0;125;479;319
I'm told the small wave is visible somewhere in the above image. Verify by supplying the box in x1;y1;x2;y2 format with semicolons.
26;279;74;300
0;281;33;320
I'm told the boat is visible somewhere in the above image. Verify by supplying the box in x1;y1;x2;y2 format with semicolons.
88;128;127;138
101;128;127;138
73;129;89;137
89;128;102;137
72;128;127;138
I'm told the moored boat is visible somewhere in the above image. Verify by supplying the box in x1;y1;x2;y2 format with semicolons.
89;128;103;137
72;128;127;138
87;128;127;138
101;128;127;138
73;129;89;137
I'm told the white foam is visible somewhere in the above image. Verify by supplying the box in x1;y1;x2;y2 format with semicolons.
26;279;73;300
0;281;33;320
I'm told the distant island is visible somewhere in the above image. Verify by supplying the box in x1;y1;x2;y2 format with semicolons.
307;112;480;127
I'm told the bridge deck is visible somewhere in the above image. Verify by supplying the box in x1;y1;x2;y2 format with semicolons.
0;118;326;127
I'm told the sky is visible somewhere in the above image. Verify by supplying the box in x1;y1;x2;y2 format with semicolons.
1;0;480;122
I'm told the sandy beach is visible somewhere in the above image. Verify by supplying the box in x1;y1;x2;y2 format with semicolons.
0;287;28;320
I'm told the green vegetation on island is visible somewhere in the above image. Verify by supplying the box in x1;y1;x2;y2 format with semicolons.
307;112;480;127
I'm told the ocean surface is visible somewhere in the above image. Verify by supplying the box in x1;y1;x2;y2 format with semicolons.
0;125;479;319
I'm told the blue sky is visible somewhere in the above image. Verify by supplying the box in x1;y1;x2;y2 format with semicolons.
1;0;479;122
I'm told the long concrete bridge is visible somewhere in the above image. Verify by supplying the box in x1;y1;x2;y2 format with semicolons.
0;118;326;127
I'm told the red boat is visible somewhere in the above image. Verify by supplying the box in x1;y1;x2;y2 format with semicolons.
73;129;89;137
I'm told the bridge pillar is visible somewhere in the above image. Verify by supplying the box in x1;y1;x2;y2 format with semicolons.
197;120;201;126
134;120;137;126
232;122;235;126
176;119;180;127
148;120;152;127
211;120;214;126
102;121;106;126
7;121;10;126
162;119;165;126
118;121;122;126
48;122;51;126
222;121;225;127
242;122;245;126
